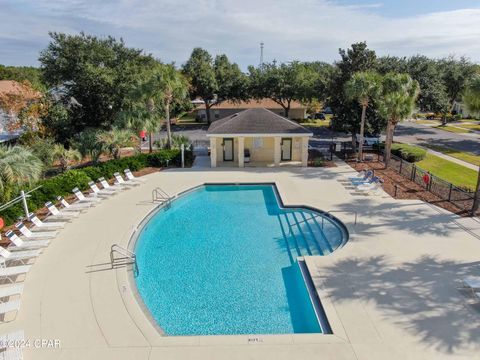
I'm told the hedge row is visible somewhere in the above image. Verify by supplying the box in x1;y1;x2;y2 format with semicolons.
0;149;193;225
391;144;427;162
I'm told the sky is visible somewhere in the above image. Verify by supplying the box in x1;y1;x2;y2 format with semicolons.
1;0;480;69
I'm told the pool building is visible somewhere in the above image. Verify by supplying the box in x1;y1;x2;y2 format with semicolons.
207;108;312;168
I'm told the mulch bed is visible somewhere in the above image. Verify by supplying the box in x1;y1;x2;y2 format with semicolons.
345;157;471;217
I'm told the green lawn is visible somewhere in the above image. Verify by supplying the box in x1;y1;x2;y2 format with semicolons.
456;123;480;131
415;120;440;125
417;153;478;191
420;144;480;167
435;125;471;134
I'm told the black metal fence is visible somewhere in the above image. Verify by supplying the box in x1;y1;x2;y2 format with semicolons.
385;153;475;213
309;142;334;161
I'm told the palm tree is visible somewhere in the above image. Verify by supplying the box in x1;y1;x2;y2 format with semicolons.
344;71;381;161
463;76;480;214
97;129;138;159
127;63;188;150
378;73;420;167
160;64;189;149
0;145;43;202
52;144;82;172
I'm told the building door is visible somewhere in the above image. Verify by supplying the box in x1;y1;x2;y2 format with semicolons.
281;138;292;161
223;138;234;161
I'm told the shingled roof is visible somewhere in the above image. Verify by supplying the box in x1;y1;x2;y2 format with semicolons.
207;108;312;136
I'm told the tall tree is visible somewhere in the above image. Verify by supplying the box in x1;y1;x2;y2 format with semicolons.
344;71;382;161
329;42;379;149
248;61;320;118
438;56;477;112
123;63;189;149
463;76;480;214
39;32;157;137
0;65;46;92
160;64;189;148
183;48;246;124
377;55;449;118
378;73;420;166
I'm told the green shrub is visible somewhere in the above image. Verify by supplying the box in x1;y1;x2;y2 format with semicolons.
146;149;181;167
391;144;427;162
311;157;324;167
0;149;193;226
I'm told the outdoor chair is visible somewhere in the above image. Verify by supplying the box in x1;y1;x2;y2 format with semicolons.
45;202;79;220
124;169;147;183
14;223;57;239
27;213;66;230
56;196;92;211
0;260;31;283
72;187;102;203
4;231;50;250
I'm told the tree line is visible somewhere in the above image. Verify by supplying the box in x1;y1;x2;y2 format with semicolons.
1;32;480;211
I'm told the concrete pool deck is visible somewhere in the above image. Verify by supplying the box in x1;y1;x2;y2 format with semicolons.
2;161;480;359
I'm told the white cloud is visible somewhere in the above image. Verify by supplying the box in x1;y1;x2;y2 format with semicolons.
0;0;479;68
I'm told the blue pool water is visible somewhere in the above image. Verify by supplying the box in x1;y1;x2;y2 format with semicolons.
134;184;347;335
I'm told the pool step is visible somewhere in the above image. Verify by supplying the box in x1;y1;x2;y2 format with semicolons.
278;211;336;260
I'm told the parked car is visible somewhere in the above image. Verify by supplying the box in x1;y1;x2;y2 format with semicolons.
356;133;380;146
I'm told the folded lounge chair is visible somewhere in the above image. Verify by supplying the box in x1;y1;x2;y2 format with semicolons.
27;213;66;230
113;172;138;187
56;196;92;211
0;247;41;264
4;231;50;250
15;223;57;239
124;169;146;183
0;261;31;283
72;187;102;203
88;181;116;196
45;202;80;220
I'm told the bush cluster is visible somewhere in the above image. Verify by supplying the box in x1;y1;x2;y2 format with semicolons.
0;149;193;225
391;144;427;162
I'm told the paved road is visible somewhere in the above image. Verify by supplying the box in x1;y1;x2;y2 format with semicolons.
394;122;480;155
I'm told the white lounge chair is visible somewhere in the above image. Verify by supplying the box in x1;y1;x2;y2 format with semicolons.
45;202;80;220
98;177;124;192
0;299;20;320
0;261;31;283
124;169;146;183
88;181;116;196
15;223;57;239
0;247;41;264
56;196;92;211
4;231;50;250
114;172;138;187
0;330;24;359
462;276;480;297
0;284;23;298
28;213;66;230
72;187;102;203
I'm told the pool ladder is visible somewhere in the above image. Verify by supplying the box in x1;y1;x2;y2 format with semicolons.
110;244;138;274
152;187;173;207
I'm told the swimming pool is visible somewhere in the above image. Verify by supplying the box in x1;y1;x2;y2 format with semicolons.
133;184;348;336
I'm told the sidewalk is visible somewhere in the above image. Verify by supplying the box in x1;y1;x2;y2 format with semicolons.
425;148;479;171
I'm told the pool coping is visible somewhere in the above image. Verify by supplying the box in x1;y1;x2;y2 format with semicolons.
117;182;351;347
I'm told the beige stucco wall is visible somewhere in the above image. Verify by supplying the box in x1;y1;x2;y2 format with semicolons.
212;136;309;165
244;137;275;162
